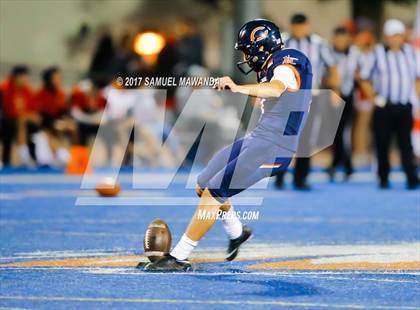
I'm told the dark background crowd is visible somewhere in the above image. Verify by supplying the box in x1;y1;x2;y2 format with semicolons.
0;0;418;190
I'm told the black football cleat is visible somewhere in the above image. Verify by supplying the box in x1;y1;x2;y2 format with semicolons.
225;225;252;261
141;254;192;272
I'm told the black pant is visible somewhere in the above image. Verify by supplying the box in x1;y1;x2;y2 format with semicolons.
1;118;38;166
373;104;417;185
77;122;99;146
331;94;353;173
26;121;38;161
1;118;17;166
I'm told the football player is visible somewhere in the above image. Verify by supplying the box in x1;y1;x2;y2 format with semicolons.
142;19;313;271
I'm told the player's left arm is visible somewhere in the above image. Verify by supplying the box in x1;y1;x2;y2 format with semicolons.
216;77;286;98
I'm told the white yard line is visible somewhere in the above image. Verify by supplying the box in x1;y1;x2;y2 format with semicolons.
0;295;418;309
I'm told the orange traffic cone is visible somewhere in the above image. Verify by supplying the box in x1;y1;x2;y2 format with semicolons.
414;118;420;131
66;145;92;175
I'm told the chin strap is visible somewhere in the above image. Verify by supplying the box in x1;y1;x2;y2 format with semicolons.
236;60;254;75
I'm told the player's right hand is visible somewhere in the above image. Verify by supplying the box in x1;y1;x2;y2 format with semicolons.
215;76;237;92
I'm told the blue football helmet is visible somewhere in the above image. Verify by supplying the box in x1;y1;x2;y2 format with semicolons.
235;19;284;74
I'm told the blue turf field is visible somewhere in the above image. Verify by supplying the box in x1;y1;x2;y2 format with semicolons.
0;168;419;309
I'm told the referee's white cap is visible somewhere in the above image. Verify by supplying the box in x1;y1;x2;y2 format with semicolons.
383;19;405;36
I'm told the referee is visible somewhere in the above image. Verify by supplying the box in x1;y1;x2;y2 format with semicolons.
328;26;361;181
276;13;340;189
360;19;419;189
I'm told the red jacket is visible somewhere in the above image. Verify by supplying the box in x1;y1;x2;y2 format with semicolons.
70;86;106;113
0;79;36;119
35;87;67;117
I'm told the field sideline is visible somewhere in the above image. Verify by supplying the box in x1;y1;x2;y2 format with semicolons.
1;169;419;309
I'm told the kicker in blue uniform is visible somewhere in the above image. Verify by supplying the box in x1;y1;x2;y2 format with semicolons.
198;47;312;203
141;19;313;272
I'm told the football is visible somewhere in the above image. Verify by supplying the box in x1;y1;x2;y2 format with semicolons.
95;177;121;197
143;218;172;262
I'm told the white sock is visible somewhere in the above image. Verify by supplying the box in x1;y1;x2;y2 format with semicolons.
18;144;31;165
170;234;198;261
33;132;54;166
222;206;243;240
55;147;70;166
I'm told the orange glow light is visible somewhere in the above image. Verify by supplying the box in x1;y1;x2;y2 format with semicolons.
134;32;165;56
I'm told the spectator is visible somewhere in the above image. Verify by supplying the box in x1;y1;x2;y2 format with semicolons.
175;65;225;163
156;36;181;123
33;67;72;166
70;80;106;146
114;33;139;77
132;84;182;167
101;80;135;165
36;67;67;130
88;34;116;87
0;66;38;166
176;18;204;68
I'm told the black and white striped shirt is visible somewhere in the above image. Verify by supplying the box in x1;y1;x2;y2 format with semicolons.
285;34;336;89
333;45;361;97
360;43;420;106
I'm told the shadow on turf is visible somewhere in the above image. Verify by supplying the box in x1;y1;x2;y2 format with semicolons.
136;262;322;298
190;272;323;298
